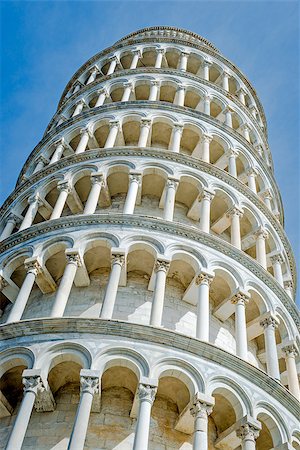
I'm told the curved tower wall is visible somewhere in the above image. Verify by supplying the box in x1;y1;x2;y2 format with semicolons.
0;26;299;450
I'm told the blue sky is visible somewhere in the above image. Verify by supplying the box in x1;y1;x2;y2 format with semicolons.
0;0;299;303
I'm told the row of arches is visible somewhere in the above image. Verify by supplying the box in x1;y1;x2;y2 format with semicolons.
0;343;298;449
63;43;264;131
25;113;275;206
0;233;297;388
2;163;288;281
52;75;264;147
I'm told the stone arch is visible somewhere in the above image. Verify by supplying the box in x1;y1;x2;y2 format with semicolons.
255;402;288;449
93;347;150;378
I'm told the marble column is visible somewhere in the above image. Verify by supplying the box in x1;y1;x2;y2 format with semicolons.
138;118;152;147
100;254;125;319
0;213;21;241
270;254;284;287
123;173;141;214
283;280;294;299
104;120;120;148
50;181;71;220
249;105;258;119
195;271;214;341
262;190;272;210
175;84;186;106
236;423;260;450
133;384;157;450
224;107;233;127
130;49;141;69
221;71;230;91
163;178;179;221
255;227;268;269
83;173;104;215
19;194;42;231
50;251;81;318
231;291;250;360
6;374;44;450
107;56;119;75
237;88;246;105
50;139;66;164
72;99;85;117
149;80;160;101
203;95;211;115
170;123;183;152
178;51;189;71
68;372;100;450
86;66;99;84
247;169;258;193
241;124;251;142
282;344;300;400
199;189;214;233
75;126;92;154
260;315;280;380
150;259;170;327
190;394;214;450
227;149;239;178
227;207;243;250
33;155;48;174
155;49;165;68
95;87;108;107
7;258;41;323
201;134;212;163
121;81;134;102
202;60;212;81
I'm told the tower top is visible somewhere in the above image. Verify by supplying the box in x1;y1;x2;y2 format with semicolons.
114;26;220;52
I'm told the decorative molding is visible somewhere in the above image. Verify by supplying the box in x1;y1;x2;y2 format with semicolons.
0;214;298;327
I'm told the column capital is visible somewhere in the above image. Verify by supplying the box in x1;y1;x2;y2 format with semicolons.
236;87;247;96
150;80;160;87
226;148;239;158
90;172;105;186
53;137;67;148
111;253;125;267
282;342;299;358
166;177;179;190
190;392;214;418
22;371;45;396
222;70;231;79
80;124;93;137
88;65;100;75
199;188;215;203
24;257;43;276
177;84;186;92
57;180;72;193
28;193;43;206
65;249;82;267
132;48;142;57
96;87;108;96
173;122;184;132
254;143;264;156
261;189;273;200
195;269;214;286
76;98;86;106
255;226;269;240
154;259;170;273
260;314;279;330
246;167;258;177
231;289;250;305
36;154;49;166
270;253;284;265
129;172;142;183
227;205;244;219
80;374;100;396
236;423;260;442
156;48;165;55
109;54;119;63
180;50;190;57
109;119;120;130
7;212;22;226
123;81;134;90
137;383;157;405
241;123;250;132
203;59;212;67
283;280;293;290
201;133;213;144
140;117;152;128
223;105;235;115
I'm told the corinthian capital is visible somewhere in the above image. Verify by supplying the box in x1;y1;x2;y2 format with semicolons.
237;423;260;442
195;269;214;286
23;375;44;395
24;257;43;276
138;384;157;404
80;375;100;396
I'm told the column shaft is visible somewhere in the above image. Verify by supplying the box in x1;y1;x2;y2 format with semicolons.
256;229;268;269
95;89;107;107
155;50;164;68
138;120;151;147
170;125;183;152
83;177;102;215
50;142;65;164
0;218;16;241
229;209;242;250
104;122;119;148
133;385;157;450
261;317;280;380
163;180;178;221
149;82;159;101
123;175;140;214
232;293;250;361
130;51;140;69
50;185;69;220
7;266;38;323
6;390;36;450
19;198;40;231
107;57;118;75
195;273;213;341
150;261;169;327
100;256;123;319
50;257;79;317
75;130;90;154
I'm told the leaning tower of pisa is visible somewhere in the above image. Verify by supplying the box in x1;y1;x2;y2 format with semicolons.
0;26;299;450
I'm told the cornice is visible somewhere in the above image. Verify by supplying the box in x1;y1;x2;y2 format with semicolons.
2;149;291;277
16;103;279;207
56;37;267;131
48;67;267;151
0;213;298;327
0;318;298;418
